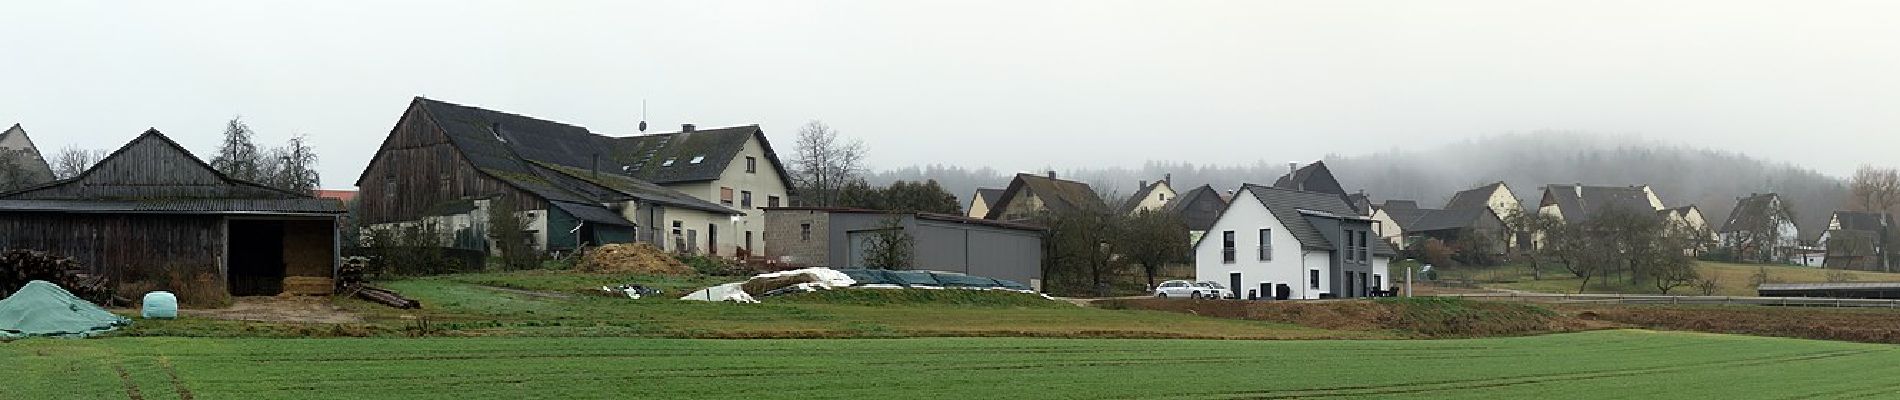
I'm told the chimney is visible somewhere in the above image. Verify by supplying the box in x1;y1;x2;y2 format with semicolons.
1288;162;1299;175
1046;170;1056;179
1139;180;1148;189
681;124;696;132
1573;183;1583;198
1164;173;1172;183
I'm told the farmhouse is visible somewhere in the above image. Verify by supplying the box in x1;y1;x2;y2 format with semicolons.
762;207;1045;288
1444;182;1526;249
1718;193;1801;263
1195;184;1394;300
0;124;55;190
0;130;344;303
1385;206;1507;254
356;97;742;258
1821;211;1893;271
1537;184;1665;224
1368;200;1418;246
1163;184;1228;242
617;123;796;256
965;188;1004;219
1119;175;1176;215
982;172;1109;221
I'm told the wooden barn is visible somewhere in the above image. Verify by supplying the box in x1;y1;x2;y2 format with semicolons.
0;129;344;304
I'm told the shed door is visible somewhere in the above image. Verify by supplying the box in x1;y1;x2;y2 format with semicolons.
847;231;875;268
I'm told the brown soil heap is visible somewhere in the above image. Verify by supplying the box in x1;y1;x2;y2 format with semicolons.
578;243;694;275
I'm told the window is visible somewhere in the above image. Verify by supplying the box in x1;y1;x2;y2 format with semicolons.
1359;230;1371;263
1221;231;1236;263
671;221;683;235
1257;228;1271;261
768;196;781;208
745;231;753;253
1309;270;1321;289
746;156;757;173
384;173;396;198
742;191;753;209
1342;229;1355;262
800;223;812;241
662;157;677;167
720;187;735;205
689;155;705;164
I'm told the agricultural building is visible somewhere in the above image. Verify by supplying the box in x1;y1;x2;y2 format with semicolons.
762;207;1046;290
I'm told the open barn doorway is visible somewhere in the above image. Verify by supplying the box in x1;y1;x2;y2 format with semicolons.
228;220;286;296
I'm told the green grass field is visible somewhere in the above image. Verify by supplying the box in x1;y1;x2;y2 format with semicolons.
1442;261;1900;295
5;330;1897;399
121;270;1368;340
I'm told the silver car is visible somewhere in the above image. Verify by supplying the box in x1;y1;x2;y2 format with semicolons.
1153;280;1230;299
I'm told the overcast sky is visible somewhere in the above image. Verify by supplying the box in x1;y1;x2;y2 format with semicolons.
2;1;1896;189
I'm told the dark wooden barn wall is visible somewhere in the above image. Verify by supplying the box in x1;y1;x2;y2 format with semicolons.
0;213;222;297
359;102;545;224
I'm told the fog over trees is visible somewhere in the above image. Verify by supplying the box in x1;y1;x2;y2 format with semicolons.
869;132;1848;234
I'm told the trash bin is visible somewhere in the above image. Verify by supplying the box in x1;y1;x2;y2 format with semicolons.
1247;289;1258;300
1275;284;1291;300
141;291;178;319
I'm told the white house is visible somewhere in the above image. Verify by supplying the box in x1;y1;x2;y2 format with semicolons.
1120;176;1178;215
1195;184;1394;300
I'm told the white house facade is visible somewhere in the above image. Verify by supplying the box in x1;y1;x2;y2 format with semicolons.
1195;185;1392;300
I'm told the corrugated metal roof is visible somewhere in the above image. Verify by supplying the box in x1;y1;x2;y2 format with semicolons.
549;201;634;227
0;198;344;214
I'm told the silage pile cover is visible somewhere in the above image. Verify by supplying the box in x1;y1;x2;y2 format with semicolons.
0;280;131;338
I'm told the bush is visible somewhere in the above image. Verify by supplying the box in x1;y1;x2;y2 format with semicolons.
677;254;741;276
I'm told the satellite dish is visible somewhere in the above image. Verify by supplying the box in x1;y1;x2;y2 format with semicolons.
637;100;649;132
638;120;648;132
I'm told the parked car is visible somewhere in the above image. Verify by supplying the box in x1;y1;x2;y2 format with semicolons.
1153;280;1230;299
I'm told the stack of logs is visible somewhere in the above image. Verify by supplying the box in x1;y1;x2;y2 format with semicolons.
0;250;114;305
338;256;421;309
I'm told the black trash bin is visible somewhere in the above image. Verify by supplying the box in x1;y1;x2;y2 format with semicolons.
1275;284;1291;300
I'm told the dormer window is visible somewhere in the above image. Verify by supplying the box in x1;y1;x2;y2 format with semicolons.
662;157;676;167
689;156;705;164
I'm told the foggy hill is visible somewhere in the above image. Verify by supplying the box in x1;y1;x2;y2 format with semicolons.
869;132;1848;235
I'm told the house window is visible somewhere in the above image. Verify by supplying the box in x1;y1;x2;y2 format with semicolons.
1360;230;1371;263
689;156;705;164
671;220;683;235
720;187;735;206
1221;231;1236;263
768;196;780;208
1342;229;1355;262
384;173;396;198
800;223;812;241
746;156;757;173
662;157;676;167
1257;228;1271;261
1310;269;1321;289
742;191;753;209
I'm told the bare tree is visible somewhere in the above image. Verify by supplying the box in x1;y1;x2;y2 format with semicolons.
269;134;321;195
50;146;108;180
209;117;264;182
861;216;915;269
1852;166;1900;213
1115;210;1190;289
790;121;866;207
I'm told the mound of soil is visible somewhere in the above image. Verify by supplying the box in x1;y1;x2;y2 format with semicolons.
1100;297;1587;337
578;244;693;275
1555;304;1900;344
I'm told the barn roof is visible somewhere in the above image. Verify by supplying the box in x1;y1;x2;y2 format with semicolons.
0;129;342;215
984;173;1109;219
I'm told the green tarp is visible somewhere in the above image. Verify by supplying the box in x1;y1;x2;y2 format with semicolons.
0;280;130;339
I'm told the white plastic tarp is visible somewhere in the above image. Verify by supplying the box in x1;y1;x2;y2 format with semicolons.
679;282;758;303
754;268;856;290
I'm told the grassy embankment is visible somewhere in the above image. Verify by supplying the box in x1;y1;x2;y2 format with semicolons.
7;330;1899;399
1435;260;1900;295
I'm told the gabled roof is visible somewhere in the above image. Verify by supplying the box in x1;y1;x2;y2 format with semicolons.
1162;184;1227;231
0;124;56;184
613;125;793;186
529;161;737;215
974;188;1004;207
983;173;1108;219
1401;207;1498;233
1119;179;1173;214
1721;193;1788;233
0;129;341;215
1541;184;1659;222
1832;211;1893;232
401;98;642;226
1272;161;1347;195
1380;200;1419;211
1241;184;1395;255
1445;182;1511;211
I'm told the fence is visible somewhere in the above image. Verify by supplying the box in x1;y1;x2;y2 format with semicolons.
1442;292;1900;308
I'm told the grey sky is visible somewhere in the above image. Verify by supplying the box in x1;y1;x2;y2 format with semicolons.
2;1;1895;189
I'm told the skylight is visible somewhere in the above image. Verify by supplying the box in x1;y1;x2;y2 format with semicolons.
662;157;676;167
689;156;705;164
